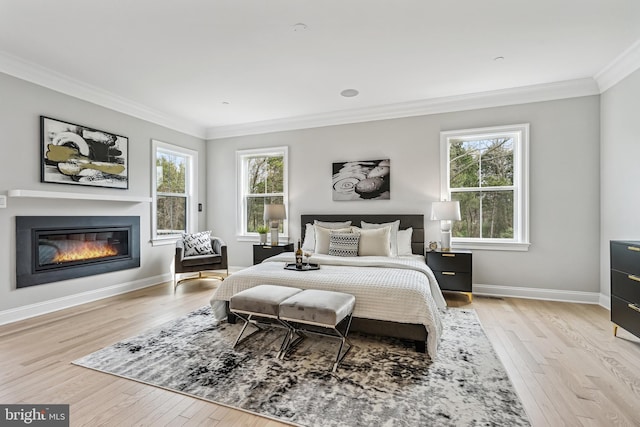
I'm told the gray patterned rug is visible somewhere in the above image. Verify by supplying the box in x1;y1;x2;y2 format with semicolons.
73;307;530;427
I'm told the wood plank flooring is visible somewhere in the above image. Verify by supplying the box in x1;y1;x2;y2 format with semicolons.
1;282;638;426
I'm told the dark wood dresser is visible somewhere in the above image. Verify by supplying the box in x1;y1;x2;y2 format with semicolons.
610;240;640;338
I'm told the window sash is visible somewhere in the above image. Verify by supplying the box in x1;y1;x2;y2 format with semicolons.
440;124;529;251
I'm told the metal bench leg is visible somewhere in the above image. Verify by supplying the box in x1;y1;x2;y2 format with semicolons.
332;313;354;372
232;314;263;348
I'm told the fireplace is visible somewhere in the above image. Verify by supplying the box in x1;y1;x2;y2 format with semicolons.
16;216;140;288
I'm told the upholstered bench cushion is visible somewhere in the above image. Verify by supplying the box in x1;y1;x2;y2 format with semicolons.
279;289;356;327
230;284;302;317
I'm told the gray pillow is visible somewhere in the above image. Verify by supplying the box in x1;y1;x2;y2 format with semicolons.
361;220;400;256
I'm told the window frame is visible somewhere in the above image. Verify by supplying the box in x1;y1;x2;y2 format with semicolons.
440;124;530;251
151;139;198;246
236;146;289;241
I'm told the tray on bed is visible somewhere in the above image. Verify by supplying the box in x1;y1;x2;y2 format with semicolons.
284;263;320;271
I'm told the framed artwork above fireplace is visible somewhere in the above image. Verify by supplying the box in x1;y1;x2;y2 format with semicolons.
40;116;129;189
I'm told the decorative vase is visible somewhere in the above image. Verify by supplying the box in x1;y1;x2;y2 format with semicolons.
259;233;267;244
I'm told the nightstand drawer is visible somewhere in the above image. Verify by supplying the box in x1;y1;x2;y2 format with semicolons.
611;270;640;304
426;252;471;272
433;271;472;292
611;295;640;337
611;241;640;276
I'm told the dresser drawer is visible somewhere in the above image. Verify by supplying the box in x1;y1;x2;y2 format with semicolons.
611;295;640;338
433;271;472;292
426;252;471;272
611;270;640;304
611;241;640;276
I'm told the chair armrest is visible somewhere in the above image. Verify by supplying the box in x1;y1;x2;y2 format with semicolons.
211;237;226;255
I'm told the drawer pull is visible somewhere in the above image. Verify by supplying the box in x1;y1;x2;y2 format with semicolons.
442;253;456;258
628;303;640;314
628;275;640;283
442;272;456;276
627;246;640;252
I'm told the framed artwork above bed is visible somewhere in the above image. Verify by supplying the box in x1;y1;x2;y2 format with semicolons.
332;159;390;201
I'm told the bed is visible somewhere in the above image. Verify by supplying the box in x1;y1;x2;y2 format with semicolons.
209;214;446;357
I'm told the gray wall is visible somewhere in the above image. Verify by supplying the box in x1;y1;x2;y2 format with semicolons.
207;96;601;293
600;68;640;299
0;72;206;312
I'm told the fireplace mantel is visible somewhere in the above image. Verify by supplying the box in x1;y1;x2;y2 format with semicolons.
8;189;151;203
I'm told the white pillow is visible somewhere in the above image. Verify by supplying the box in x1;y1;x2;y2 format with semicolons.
301;223;315;252
302;221;355;253
361;220;400;256
314;225;352;254
357;226;391;256
397;227;413;256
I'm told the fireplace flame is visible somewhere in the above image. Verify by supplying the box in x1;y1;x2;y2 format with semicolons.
53;242;118;263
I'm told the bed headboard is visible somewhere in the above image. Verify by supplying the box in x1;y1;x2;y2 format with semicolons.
300;214;425;255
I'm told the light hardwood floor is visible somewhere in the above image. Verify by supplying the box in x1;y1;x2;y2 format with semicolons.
1;281;639;426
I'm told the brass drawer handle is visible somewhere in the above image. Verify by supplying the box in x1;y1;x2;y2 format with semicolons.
628;246;640;252
628;275;640;283
442;254;456;257
442;272;456;276
628;303;640;314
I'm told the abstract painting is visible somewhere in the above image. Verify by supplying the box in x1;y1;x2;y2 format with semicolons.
40;116;128;189
332;159;390;201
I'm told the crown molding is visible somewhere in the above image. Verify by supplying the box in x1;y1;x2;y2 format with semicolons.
205;78;599;139
0;51;206;139
595;39;640;93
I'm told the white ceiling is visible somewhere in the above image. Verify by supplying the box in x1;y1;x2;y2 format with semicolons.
1;1;639;138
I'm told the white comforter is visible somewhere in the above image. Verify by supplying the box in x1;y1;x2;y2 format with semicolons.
209;253;446;357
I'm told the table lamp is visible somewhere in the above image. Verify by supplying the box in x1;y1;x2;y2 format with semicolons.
264;204;286;246
430;200;461;251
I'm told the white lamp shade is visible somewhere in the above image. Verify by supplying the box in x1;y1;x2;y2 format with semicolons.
430;201;461;221
264;204;287;221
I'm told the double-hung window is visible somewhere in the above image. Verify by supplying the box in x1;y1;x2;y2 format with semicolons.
151;140;198;244
440;124;529;251
236;146;288;240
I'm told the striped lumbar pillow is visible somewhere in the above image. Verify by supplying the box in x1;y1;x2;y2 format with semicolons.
328;231;360;257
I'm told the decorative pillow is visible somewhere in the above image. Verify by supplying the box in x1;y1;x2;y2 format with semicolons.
397;227;413;256
357;226;391;256
314;225;352;254
361;220;400;256
314;220;352;229
328;231;360;257
301;223;315;252
182;231;213;256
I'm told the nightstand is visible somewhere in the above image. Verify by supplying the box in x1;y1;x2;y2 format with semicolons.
426;249;473;301
253;243;294;265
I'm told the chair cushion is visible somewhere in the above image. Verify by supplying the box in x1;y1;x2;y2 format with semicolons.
230;285;302;317
279;289;355;327
180;254;221;267
182;231;213;256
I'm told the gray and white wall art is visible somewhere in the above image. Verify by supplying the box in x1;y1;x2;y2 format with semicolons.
332;159;390;201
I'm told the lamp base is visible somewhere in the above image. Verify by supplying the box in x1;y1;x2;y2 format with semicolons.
441;230;452;251
270;228;279;246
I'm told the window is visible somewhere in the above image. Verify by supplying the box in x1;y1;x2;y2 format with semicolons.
151;140;198;244
237;147;288;240
440;124;529;251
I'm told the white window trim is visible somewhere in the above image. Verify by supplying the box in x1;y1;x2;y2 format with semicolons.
236;146;289;242
440;124;530;251
151;139;198;246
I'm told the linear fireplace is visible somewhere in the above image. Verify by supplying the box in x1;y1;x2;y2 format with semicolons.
16;216;140;288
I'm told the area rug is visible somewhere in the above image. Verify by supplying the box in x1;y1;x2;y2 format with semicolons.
73;307;530;427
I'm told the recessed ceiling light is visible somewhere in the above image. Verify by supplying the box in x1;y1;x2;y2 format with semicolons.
340;89;359;98
222;101;230;105
494;56;505;61
293;23;308;32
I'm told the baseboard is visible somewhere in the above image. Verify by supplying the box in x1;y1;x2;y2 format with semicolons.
599;294;611;310
473;283;602;305
0;273;172;326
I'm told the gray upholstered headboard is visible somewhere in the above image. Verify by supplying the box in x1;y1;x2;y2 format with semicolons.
300;214;425;255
